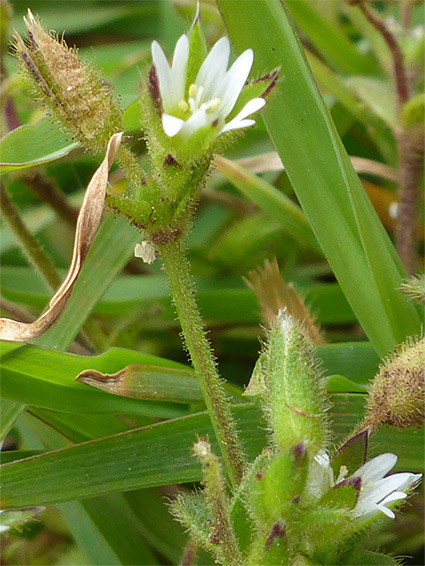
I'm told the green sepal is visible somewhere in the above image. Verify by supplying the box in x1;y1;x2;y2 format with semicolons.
250;446;309;524
343;548;400;565
317;477;361;511
105;193;156;230
169;124;216;165
227;69;278;122
243;352;268;398
186;16;207;94
170;493;219;559
260;522;290;565
298;506;352;558
331;429;368;478
230;449;273;552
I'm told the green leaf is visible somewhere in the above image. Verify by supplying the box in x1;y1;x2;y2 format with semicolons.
306;51;396;162
0;119;78;174
76;365;205;404
1;399;423;509
345;77;397;129
0;398;25;442
317;342;380;384
218;0;422;357
285;0;379;75
0;339;380;421
326;375;367;393
123;489;188;564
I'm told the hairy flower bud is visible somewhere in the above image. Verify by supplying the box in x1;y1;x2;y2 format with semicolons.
14;10;123;153
364;337;425;429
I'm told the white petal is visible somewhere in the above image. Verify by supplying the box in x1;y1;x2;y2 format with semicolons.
219;49;254;117
380;491;408;506
363;475;410;506
221;118;256;134
0;524;10;533
376;505;395;519
354;453;397;484
162;114;184;137
195;37;230;100
152;40;172;109
220;97;265;133
171;35;189;105
233;97;265;121
178;109;209;138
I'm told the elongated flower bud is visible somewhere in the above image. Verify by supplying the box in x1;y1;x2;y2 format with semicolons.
14;10;123;153
245;310;329;452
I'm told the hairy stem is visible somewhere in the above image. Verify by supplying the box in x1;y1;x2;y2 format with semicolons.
0;181;62;291
158;238;246;487
358;2;409;109
357;1;423;272
180;538;198;566
395;130;424;274
23;172;79;225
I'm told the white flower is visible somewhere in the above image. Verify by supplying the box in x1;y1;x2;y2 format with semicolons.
310;451;421;520
151;35;265;139
351;453;421;519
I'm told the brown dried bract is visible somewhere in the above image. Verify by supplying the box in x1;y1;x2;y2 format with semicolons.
0;132;122;342
244;258;325;344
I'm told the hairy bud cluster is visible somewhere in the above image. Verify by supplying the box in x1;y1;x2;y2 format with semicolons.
365;337;425;429
14;11;123;153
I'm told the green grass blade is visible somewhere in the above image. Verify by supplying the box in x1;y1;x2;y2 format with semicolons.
0;398;25;442
218;0;421;357
0;119;78;174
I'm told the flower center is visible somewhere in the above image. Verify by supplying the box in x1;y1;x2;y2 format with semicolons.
177;83;221;116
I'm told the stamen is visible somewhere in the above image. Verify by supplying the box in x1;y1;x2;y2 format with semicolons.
188;98;196;113
200;98;221;113
178;100;189;112
209;97;221;111
189;83;198;98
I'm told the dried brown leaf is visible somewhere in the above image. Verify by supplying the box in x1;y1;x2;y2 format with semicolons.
0;132;122;342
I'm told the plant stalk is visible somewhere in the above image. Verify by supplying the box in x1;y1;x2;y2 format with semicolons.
357;1;422;273
0;181;62;291
158;238;246;487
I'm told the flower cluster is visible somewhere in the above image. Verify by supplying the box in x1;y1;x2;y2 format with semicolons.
151;35;268;141
311;450;421;520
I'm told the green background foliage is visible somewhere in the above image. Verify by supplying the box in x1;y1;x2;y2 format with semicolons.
1;0;423;564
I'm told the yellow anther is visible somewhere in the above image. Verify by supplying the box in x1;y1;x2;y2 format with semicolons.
208;97;221;111
178;100;189;112
189;83;198;98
